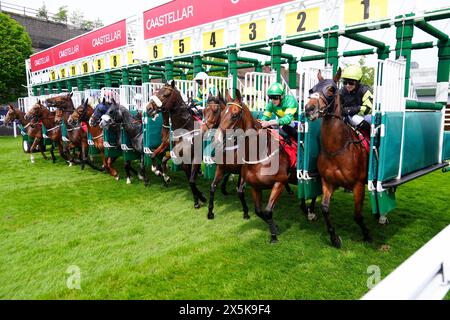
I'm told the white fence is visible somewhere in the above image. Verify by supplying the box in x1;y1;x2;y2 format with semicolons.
120;85;143;111
298;67;333;112
244;72;275;111
373;58;407;112
362;224;450;300
142;82;165;106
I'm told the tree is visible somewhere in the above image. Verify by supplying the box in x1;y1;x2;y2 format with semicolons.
93;18;104;28
0;13;33;103
358;56;375;87
80;20;95;30
53;6;68;24
36;4;48;20
69;10;84;28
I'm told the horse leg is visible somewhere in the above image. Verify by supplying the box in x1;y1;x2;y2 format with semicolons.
264;182;285;243
321;180;341;248
128;162;141;180
50;143;56;163
108;157;119;180
80;142;87;170
191;163;206;204
251;187;266;228
220;172;231;196
237;173;249;220
141;154;149;187
208;166;224;219
161;155;171;185
185;165;200;209
300;197;318;221
285;183;294;195
353;182;372;242
29;139;39;163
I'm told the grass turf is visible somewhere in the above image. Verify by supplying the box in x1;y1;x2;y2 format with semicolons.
1;136;449;299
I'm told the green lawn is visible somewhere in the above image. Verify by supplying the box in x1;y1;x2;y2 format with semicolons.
1;136;449;299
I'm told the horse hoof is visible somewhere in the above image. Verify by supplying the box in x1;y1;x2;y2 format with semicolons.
69;162;73;167
270;236;279;244
379;216;389;225
307;212;318;221
194;203;201;209
243;213;250;220
126;178;132;185
115;176;120;181
207;213;214;220
138;174;144;181
331;235;342;248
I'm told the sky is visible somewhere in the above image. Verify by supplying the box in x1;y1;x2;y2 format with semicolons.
6;0;450;69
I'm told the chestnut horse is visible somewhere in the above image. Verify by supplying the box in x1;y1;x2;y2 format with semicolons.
216;89;316;243
4;105;50;163
304;69;371;248
46;93;98;170
68;99;112;174
24;101;67;162
147;81;206;208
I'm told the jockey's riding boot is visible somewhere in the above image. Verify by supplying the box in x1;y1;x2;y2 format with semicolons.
356;120;371;135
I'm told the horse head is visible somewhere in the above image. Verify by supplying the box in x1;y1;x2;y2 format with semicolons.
146;80;182;118
89;98;111;127
304;68;341;121
47;93;74;125
202;91;226;131
99;101;123;129
24;101;46;125
4;105;17;125
68;99;91;126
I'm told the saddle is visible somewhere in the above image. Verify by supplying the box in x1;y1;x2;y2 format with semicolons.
349;124;370;154
268;129;298;169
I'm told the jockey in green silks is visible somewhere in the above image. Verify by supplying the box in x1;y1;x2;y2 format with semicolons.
260;82;299;142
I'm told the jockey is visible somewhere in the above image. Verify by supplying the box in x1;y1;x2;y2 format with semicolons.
260;82;299;143
340;65;373;134
191;72;217;116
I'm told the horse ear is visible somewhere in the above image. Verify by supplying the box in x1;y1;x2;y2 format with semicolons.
225;89;232;102
171;80;175;88
235;89;242;103
8;104;14;111
102;97;106;104
333;67;342;83
317;71;324;81
83;98;88;108
111;98;117;105
69;92;73;98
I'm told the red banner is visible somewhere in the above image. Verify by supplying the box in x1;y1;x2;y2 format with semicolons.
143;0;294;40
30;20;127;72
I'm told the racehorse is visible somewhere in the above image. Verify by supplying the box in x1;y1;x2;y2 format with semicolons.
68;99;110;174
4;105;50;163
46;93;98;170
304;68;371;248
216;89;316;243
146;81;206;209
24;101;67;163
99;100;149;186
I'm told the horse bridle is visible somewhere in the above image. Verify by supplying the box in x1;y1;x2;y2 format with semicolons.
203;102;222;130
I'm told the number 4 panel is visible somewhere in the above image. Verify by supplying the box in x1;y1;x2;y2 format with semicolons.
285;7;320;37
202;29;225;52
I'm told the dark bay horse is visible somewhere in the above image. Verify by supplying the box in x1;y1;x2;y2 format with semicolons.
46;93;98;170
216;89;316;243
146;81;206;209
4;105;50;163
99;101;149;186
304;69;371;248
24;101;67;163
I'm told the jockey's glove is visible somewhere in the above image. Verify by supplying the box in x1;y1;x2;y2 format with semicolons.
343;105;360;116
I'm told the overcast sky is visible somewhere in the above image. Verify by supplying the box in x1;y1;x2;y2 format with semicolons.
7;0;450;69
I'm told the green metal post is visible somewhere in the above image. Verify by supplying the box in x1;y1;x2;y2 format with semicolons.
104;72;112;87
395;14;415;97
66;80;72;92
76;78;84;91
89;75;98;89
122;68;130;85
271;42;282;82
288;58;298;91
255;62;263;73
324;26;339;73
56;82;62;93
141;64;150;83
193;55;203;76
165;61;174;81
436;39;450;104
228;49;238;98
41;85;46;95
32;86;38;96
377;46;390;60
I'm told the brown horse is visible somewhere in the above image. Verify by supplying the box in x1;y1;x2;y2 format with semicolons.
68;99;115;176
46;93;98;171
147;81;206;208
216;89;315;243
4;104;51;163
24;101;67;162
304;69;371;248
